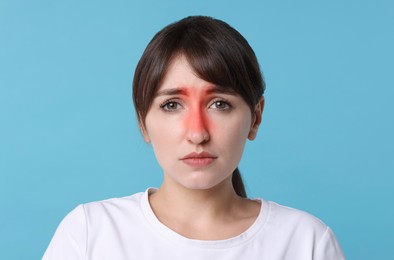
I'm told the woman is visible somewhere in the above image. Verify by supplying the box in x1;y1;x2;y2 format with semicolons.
43;16;345;259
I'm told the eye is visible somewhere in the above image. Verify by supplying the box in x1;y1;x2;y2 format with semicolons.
210;99;232;111
160;101;182;111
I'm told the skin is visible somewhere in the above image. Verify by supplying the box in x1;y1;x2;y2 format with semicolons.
141;55;265;240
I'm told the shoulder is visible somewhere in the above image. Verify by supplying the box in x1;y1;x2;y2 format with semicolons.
43;192;146;259
261;200;345;259
81;191;144;215
266;201;328;233
51;191;146;237
55;191;145;229
64;191;147;230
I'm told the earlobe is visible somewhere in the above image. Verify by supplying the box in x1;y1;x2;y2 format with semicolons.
248;96;265;141
139;124;151;143
143;135;151;144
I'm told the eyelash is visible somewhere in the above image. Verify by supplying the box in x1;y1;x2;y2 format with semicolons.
210;98;233;111
159;100;182;112
159;98;233;112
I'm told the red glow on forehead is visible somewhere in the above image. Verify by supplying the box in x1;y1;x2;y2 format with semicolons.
156;84;235;98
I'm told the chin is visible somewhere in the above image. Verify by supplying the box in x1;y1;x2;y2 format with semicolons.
175;173;232;191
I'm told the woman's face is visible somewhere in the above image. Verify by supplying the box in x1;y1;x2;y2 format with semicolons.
142;56;263;191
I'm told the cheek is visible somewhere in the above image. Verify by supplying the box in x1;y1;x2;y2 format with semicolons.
146;122;179;168
221;114;252;153
221;111;252;137
148;122;177;145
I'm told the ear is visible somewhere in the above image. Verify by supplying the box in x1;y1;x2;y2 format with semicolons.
139;122;151;143
248;96;265;140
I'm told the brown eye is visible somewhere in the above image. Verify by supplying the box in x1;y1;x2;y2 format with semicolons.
210;100;232;110
160;101;181;111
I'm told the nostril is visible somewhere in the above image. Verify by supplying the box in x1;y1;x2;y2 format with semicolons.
186;124;210;144
187;133;209;144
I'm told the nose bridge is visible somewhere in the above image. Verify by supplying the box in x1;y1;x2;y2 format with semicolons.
190;104;206;130
185;104;209;143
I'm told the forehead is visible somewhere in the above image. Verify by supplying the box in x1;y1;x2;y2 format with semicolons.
159;56;205;89
157;56;236;95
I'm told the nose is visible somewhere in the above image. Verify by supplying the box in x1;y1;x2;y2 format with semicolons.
185;107;210;144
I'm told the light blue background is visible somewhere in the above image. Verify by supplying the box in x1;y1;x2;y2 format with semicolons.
1;0;393;259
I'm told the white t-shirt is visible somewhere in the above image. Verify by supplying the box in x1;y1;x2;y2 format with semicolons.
43;189;345;259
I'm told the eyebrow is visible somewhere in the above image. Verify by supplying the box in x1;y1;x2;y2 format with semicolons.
156;85;236;97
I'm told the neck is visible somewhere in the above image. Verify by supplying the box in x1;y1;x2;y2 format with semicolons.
148;175;260;240
151;176;240;219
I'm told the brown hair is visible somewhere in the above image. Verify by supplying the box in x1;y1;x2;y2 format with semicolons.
133;16;265;198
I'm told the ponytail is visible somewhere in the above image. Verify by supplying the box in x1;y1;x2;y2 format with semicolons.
232;167;247;198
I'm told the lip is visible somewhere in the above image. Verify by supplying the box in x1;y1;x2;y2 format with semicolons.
180;152;217;167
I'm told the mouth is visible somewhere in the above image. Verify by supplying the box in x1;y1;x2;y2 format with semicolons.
180;152;217;167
